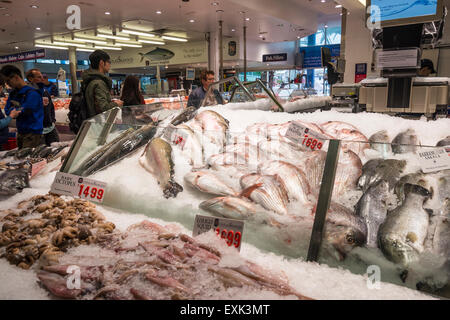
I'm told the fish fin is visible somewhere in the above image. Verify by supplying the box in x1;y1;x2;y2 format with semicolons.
163;180;184;199
240;183;262;199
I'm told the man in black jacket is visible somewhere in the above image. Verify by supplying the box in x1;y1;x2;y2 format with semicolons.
26;69;60;146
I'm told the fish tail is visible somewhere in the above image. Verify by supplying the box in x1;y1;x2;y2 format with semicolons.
163;180;183;199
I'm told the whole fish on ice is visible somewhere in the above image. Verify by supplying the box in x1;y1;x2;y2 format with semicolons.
139;137;183;198
0;168;30;196
184;171;238;196
369;130;392;155
358;159;406;192
391;129;420;154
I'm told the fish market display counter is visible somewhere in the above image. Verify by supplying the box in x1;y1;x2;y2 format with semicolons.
49;104;450;299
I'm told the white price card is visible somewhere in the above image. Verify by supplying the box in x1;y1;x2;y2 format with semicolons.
285;121;329;151
193;215;244;251
417;147;450;173
50;172;107;203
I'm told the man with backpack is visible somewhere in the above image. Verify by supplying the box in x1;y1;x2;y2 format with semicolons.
1;65;44;149
26;68;60;146
68;50;122;134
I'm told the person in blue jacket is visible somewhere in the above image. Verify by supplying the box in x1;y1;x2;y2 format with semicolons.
1;65;44;149
42;74;58;97
0;75;21;150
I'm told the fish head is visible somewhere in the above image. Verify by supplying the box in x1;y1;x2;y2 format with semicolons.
378;234;418;267
324;225;367;261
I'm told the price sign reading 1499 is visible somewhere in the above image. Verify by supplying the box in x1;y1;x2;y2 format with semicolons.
50;172;107;204
76;177;107;203
192;215;244;251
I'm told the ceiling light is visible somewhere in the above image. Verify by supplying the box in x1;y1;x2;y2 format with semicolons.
52;41;87;47
94;46;122;51
161;35;188;42
97;33;130;41
321;0;326;3
14;46;19;49
245;17;250;21
35;27;41;30
189;19;195;23
3;13;10;16
325;25;328;28
121;29;155;37
30;5;39;9
35;44;68;50
211;2;219;5
138;39;165;45
77;48;95;52
335;4;342;8
156;10;162;14
115;42;143;48
258;35;263;38
231;29;236;32
0;7;6;10
104;12;111;15
74;37;108;44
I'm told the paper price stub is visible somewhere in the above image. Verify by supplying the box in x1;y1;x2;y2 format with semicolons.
51;172;107;203
285;121;329;151
193;215;244;251
417;147;450;173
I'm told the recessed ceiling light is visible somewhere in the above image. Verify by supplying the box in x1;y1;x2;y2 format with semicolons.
189;19;195;23
14;46;19;49
336;4;342;8
156;10;162;14
258;34;263;38
245;17;250;21
324;25;328;28
36;27;41;30
105;11;111;15
231;28;236;32
211;2;219;5
30;5;39;9
321;0;326;3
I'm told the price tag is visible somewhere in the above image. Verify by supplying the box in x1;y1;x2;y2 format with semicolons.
417;147;450;173
50;172;107;203
192;215;244;251
172;129;189;150
285;121;329;151
163;124;176;141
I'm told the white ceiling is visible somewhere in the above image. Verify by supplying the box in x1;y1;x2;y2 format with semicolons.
0;0;345;55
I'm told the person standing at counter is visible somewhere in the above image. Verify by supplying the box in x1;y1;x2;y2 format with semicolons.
26;69;60;146
418;59;437;77
187;70;223;109
0;65;44;149
120;75;145;107
82;50;123;119
42;74;58;97
0;75;21;150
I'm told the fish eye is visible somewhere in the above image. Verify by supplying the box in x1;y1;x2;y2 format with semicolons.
346;235;355;244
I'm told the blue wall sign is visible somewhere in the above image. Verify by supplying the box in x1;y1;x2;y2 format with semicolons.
301;44;340;69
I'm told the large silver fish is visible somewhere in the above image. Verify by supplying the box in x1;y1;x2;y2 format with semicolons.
355;180;389;248
369;130;392;155
240;174;289;215
139;138;183;198
392;129;420;154
258;160;312;204
0;168;30;196
184;171;238;196
358;159;406;192
81;125;157;176
199;196;281;226
378;184;431;267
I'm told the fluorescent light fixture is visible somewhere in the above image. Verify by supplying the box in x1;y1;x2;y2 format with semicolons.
52;41;87;47
77;48;95;52
94;46;122;51
115;42;143;48
138;39;165;45
336;4;342;8
30;5;39;9
189;19;195;23
36;44;68;50
161;35;188;42
74;37;108;44
121;29;155;37
104;12;111;15
156;10;162;14
97;33;130;41
36;27;41;30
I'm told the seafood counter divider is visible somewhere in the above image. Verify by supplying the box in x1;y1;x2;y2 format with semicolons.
56;105;450;299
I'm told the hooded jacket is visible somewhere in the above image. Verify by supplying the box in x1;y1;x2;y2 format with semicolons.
81;69;118;118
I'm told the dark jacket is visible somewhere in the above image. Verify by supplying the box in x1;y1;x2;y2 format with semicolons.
82;69;118;118
30;82;56;128
44;82;58;97
187;86;224;109
4;86;43;134
0;110;10;145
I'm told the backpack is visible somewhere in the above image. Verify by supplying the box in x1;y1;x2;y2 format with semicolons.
67;91;88;134
68;75;104;134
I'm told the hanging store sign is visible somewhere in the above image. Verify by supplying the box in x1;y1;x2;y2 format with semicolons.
0;49;46;64
300;44;340;69
193;215;244;251
51;172;107;203
263;53;288;62
417;147;450;173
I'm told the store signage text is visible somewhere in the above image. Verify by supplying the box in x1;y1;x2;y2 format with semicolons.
66;5;81;30
0;49;45;64
417;147;450;173
263;53;287;62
